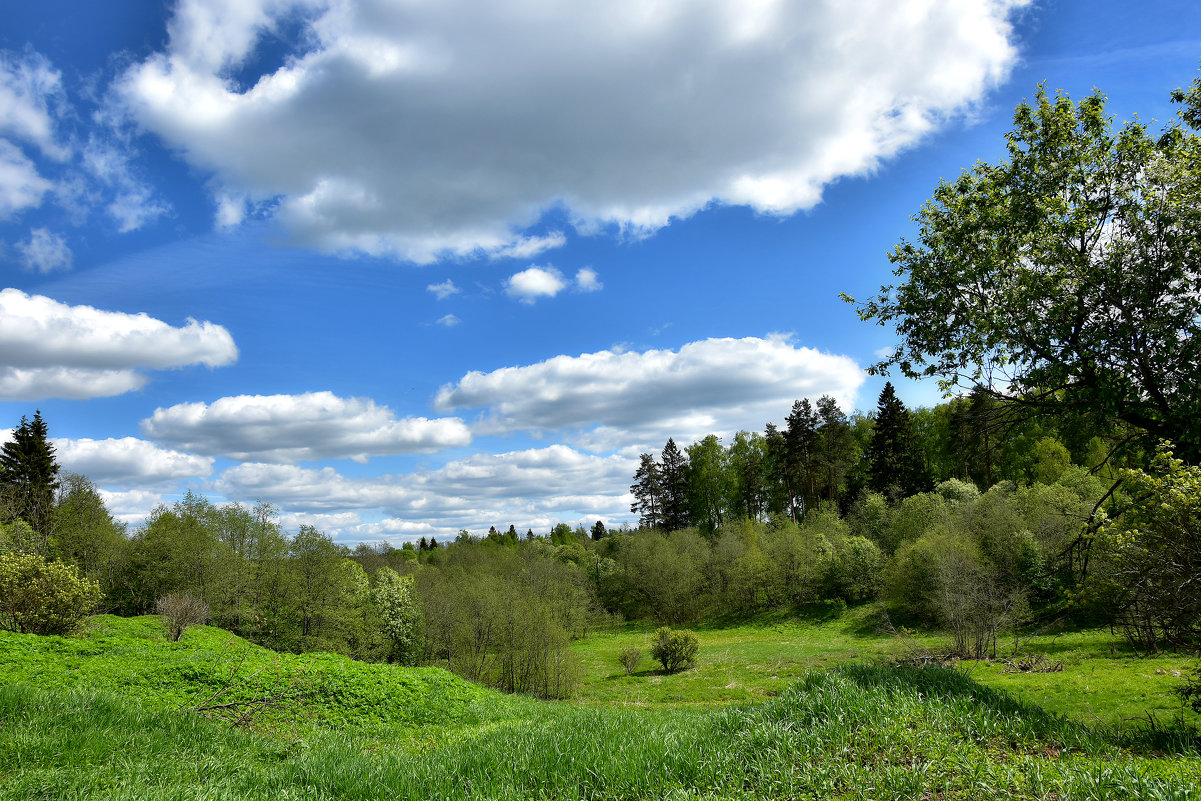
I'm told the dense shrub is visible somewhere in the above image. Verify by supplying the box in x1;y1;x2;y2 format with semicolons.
0;551;102;635
650;626;698;673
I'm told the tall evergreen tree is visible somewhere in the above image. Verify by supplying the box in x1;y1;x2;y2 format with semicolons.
865;383;928;500
815;395;855;506
784;399;818;519
0;411;60;551
659;438;691;532
763;423;791;518
630;453;663;529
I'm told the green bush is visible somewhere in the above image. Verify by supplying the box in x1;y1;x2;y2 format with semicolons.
650;626;698;673
0;551;102;635
617;646;641;675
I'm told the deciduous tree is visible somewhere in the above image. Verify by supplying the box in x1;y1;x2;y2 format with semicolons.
846;83;1201;460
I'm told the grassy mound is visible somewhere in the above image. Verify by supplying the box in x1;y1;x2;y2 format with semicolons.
0;614;488;730
2;614;1198;799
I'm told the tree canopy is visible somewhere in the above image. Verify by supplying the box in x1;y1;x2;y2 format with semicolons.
845;80;1201;460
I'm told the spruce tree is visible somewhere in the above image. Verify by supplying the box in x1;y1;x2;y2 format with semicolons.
0;411;60;551
865;383;927;500
630;452;663;529
784;399;818;519
659;438;691;532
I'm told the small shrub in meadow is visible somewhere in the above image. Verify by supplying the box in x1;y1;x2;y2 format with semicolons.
618;646;641;675
650;627;698;673
155;593;208;642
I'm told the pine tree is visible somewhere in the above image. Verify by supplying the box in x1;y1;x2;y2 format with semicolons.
815;395;855;506
865;383;928;500
630;452;663;529
591;520;607;540
784;399;818;519
0;411;60;551
659;438;691;532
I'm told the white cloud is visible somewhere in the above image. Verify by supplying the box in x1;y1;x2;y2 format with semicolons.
0;367;146;400
575;268;601;293
0;50;68;159
0;288;238;400
505;266;566;303
426;279;459;300
436;313;460;327
491;232;567;261
55;437;214;485
117;0;1024;262
82;137;170;232
215;443;635;539
97;488;169;526
141;390;472;463
435;336;865;450
0;139;52;218
16;227;71;273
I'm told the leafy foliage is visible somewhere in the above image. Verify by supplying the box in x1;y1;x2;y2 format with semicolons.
1092;443;1201;650
650;626;698;673
847;85;1201;460
0;550;101;635
372;568;423;665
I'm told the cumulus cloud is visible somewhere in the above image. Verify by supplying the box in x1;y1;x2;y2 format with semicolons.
141;390;472;463
575;268;601;293
96;488;171;526
435;336;865;450
55;437;214;485
505;266;566;303
215;443;635;538
0;288;237;400
117;0;1023;262
426;279;459;300
16;227;71;273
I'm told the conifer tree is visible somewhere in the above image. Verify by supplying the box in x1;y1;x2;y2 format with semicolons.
0;411;60;551
784;399;818;519
659;438;691;532
865;383;928;500
630;452;663;529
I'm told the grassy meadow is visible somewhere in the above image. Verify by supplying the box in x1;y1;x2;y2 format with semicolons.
2;611;1200;800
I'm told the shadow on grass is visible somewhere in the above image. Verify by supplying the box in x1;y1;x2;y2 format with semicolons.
828;662;1201;757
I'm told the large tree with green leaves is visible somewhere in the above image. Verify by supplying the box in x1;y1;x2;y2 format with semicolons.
846;81;1201;460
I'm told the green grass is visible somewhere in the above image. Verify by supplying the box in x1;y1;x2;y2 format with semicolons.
1;611;1199;800
0;614;489;733
572;606;1201;730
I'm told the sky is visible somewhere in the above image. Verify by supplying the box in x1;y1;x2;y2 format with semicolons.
1;0;1199;544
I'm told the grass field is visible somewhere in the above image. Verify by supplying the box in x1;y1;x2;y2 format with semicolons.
572;605;1201;728
1;611;1199;799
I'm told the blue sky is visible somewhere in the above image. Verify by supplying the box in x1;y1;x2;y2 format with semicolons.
2;0;1199;543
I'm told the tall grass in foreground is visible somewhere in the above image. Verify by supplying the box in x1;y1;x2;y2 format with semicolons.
3;663;1198;800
